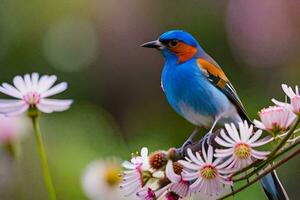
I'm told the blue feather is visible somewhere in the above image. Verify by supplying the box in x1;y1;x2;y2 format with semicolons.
162;58;234;128
260;171;289;200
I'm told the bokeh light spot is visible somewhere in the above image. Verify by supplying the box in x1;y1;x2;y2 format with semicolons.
43;15;99;72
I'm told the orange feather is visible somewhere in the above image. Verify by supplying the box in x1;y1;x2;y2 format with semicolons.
169;42;198;64
197;58;229;88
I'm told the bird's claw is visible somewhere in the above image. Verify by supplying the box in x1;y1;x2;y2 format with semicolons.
178;139;193;156
199;133;212;146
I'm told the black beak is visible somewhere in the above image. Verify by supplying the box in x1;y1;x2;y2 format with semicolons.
141;40;162;49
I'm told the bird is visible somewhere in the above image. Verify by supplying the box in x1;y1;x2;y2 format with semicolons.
141;30;288;200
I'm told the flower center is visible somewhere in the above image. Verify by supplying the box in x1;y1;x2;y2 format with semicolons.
149;151;167;169
234;143;251;159
173;162;183;175
104;166;121;187
200;165;217;180
23;91;41;105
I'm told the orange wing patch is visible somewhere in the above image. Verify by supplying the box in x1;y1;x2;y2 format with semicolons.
197;58;229;88
169;42;198;64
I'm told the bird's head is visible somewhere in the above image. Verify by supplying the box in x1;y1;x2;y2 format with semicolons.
141;30;203;64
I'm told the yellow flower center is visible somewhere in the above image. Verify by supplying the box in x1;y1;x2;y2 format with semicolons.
234;143;251;159
104;165;121;187
200;165;217;180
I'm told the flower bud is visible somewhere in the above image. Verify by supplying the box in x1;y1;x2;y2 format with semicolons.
149;151;167;169
172;162;183;175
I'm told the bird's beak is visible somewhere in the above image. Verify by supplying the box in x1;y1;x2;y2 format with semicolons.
141;40;163;49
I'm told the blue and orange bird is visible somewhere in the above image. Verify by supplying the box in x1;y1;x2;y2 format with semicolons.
141;30;288;200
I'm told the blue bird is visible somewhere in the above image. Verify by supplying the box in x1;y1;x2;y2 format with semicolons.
141;30;289;200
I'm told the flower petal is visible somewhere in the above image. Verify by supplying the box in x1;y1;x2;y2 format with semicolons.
41;82;68;98
38;75;57;93
4;104;29;116
253;120;266;130
13;76;27;93
37;99;73;113
187;148;203;165
24;74;32;90
166;161;181;183
0;83;23;98
179;160;199;171
215;137;233;148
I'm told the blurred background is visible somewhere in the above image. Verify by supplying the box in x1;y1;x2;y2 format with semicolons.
0;0;300;199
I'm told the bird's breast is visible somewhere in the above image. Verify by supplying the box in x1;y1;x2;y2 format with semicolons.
161;59;233;127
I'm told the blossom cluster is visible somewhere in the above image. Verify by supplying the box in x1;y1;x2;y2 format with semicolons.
118;84;300;200
119;121;270;200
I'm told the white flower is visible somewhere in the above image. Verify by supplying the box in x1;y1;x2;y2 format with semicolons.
165;160;190;198
0;115;29;145
179;146;232;196
0;73;73;116
120;147;150;197
82;159;127;200
254;106;296;133
214;121;271;170
272;84;300;115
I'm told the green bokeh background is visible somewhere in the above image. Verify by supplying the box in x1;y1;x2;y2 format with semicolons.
0;0;299;199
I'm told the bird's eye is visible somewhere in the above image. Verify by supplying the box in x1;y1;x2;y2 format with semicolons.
169;39;178;47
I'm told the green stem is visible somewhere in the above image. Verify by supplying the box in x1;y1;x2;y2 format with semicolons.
31;116;56;200
218;148;300;200
294;128;300;134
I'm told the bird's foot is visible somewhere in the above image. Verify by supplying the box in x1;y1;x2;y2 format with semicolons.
177;128;199;156
177;139;193;156
199;132;212;146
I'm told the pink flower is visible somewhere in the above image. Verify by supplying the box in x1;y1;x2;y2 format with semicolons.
0;115;28;144
120;147;150;197
179;146;232;196
272;84;300;115
0;73;73;116
254;106;296;133
137;187;160;200
215;121;271;170
165;160;190;198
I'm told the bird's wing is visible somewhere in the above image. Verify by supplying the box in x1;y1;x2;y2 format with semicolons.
197;58;252;123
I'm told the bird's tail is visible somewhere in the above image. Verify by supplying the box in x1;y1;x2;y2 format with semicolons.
260;170;289;200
